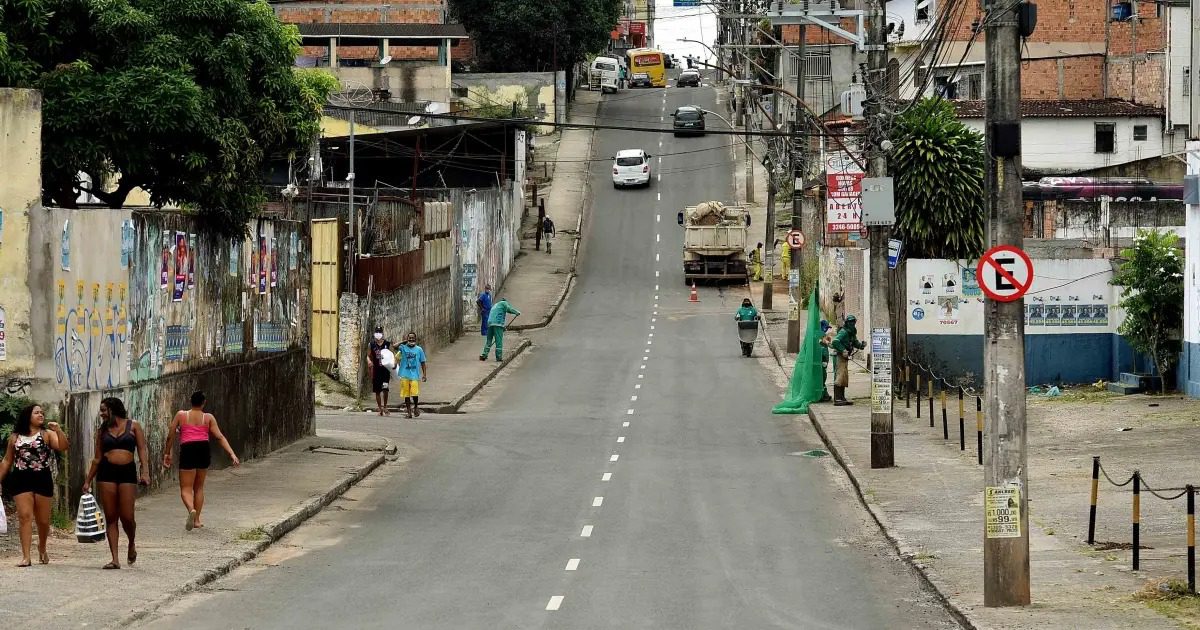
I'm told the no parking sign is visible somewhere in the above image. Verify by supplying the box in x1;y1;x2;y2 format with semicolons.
975;245;1034;302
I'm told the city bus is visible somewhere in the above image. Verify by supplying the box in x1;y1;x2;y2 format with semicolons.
626;48;667;88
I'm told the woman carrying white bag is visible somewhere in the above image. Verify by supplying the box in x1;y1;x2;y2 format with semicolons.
0;404;69;567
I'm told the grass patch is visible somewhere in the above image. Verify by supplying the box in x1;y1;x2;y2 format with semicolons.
912;552;940;561
238;526;268;542
1135;579;1200;627
51;507;72;530
1030;385;1117;404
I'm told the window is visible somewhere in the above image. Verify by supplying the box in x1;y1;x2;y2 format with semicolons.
616;156;644;166
1133;125;1148;141
916;0;933;23
1095;123;1116;153
964;74;982;100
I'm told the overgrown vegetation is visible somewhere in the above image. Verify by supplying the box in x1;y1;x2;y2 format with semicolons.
0;395;34;443
0;0;338;235
888;98;986;259
1111;229;1185;393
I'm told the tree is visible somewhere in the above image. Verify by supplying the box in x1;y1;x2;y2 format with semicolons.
449;0;621;79
0;0;337;235
1110;229;1185;393
888;98;986;259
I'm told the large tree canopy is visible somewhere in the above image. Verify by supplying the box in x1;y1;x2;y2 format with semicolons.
888;98;986;259
0;0;337;234
449;0;621;73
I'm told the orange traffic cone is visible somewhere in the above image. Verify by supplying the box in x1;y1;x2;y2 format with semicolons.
689;282;699;303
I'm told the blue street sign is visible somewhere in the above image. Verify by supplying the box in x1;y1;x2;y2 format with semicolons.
887;238;903;269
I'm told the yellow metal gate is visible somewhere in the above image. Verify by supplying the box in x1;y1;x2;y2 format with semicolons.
310;218;341;361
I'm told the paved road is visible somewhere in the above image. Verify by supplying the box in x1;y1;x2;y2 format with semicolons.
142;80;959;629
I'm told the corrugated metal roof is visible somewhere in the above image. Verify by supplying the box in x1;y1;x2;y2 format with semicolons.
295;23;469;39
953;99;1163;118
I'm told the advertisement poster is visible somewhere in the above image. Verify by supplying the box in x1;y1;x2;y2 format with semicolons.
1062;304;1078;326
173;231;187;302
257;236;268;295
1044;304;1062;326
1090;304;1109;327
1027;303;1045;326
289;232;299;271
985;486;1022;539
0;306;7;361
825;154;864;232
187;234;197;288
229;239;240;276
270;236;278;288
160;230;171;288
961;267;981;297
120;220;135;269
936;296;960;325
60;220;71;271
870;328;892;413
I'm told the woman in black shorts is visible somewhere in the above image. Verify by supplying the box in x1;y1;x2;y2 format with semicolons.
0;404;68;566
162;391;240;530
82;397;150;569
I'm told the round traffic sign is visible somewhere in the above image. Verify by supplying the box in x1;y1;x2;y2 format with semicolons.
786;229;805;249
975;244;1034;302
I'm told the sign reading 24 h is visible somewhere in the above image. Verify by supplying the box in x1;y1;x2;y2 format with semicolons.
825;153;864;233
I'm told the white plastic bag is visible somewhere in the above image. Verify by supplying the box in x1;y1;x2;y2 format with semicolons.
75;493;106;543
379;348;396;369
0;499;8;535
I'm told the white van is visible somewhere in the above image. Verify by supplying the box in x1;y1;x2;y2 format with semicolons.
590;56;621;93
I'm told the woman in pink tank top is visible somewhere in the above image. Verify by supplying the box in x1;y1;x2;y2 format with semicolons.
161;391;240;531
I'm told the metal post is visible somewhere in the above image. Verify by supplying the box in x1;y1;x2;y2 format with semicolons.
940;386;948;440
982;0;1030;607
915;372;922;419
1088;456;1100;545
1133;471;1141;571
349;111;358;256
905;362;911;408
958;388;965;451
976;396;984;465
865;0;892;469
928;377;934;427
1188;486;1196;593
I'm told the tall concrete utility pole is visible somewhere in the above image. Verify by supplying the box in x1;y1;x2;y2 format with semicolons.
763;83;780;310
864;0;893;468
788;24;807;353
982;0;1031;607
743;48;755;203
1191;0;1200;138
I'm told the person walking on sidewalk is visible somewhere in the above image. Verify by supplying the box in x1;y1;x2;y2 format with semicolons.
542;215;555;254
830;315;865;406
749;242;764;281
397;332;428;418
0;404;68;567
161;391;241;531
365;327;393;416
82;397;150;569
476;285;493;337
481;298;521;362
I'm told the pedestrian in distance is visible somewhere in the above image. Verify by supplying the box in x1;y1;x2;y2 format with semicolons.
82;397;150;569
476;284;493;337
396;332;428;418
750;242;764;281
830;315;866;406
542;215;555;254
161;391;240;531
365;326;392;416
481;297;521;362
818;320;834;403
0;404;69;567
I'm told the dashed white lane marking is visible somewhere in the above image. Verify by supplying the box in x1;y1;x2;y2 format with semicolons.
617;436;625;443
610;454;620;461
653;311;658;315
623;421;630;427
648;333;654;338
566;559;580;571
658;157;662;164
656;213;660;222
657;173;662;182
593;497;604;507
631;395;638;401
653;295;658;300
640;364;646;370
652;318;657;322
638;374;644;379
657;192;661;201
655;270;660;277
647;340;653;345
627;408;635;415
547;596;565;611
656;233;660;243
655;253;660;262
642;356;648;361
658;139;663;148
582;524;595;536
635;383;642;389
654;285;659;291
602;472;612;481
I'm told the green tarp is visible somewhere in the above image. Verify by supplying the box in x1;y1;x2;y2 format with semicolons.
772;285;827;415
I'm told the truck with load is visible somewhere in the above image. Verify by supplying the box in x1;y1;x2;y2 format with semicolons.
678;201;750;284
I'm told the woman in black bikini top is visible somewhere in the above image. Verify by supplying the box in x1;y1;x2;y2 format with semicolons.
82;397;150;570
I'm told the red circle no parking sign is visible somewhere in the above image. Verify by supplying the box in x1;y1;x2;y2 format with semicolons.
975;245;1034;302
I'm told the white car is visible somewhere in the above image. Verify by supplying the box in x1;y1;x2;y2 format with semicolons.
612;149;652;188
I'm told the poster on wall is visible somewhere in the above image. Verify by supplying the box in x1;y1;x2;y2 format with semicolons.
825;153;864;232
160;230;171;288
1044;304;1062;326
936;296;960;325
257;236;268;295
1062;304;1078;326
0;306;7;361
1027;303;1045;326
187;234;197;288
173;231;187;302
1089;304;1109;326
919;274;935;295
961;267;981;297
120;220;135;269
289;232;299;271
60;220;71;271
270;236;278;288
941;273;958;294
229;238;240;276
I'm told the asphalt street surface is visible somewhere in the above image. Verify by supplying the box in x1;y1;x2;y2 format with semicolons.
141;78;960;629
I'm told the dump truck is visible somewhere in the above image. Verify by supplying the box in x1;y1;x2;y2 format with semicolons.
679;201;750;284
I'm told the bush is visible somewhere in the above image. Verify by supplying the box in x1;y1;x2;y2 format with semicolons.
0;394;34;443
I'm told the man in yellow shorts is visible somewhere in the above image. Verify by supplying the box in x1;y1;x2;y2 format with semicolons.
396;331;428;418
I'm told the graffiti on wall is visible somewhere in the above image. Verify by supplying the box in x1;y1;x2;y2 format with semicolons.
53;279;130;390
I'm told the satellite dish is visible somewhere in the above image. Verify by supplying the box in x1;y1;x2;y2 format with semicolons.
407;116;423;126
379;55;392;66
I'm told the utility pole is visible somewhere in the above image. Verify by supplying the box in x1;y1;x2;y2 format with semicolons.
1191;0;1200;138
787;24;807;353
864;0;893;468
743;29;755;204
349;111;359;257
982;0;1031;607
763;82;779;310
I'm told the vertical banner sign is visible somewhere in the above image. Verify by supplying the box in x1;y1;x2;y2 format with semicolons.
173;231;187;302
0;306;7;361
257;236;268;295
870;328;892;413
270;236;279;288
985;485;1022;538
187;234;197;288
825;153;864;233
160;230;171;289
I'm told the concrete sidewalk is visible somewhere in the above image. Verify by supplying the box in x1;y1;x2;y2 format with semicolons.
753;308;1198;628
0;429;393;629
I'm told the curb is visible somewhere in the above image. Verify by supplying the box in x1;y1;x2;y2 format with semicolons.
115;441;392;628
438;337;534;413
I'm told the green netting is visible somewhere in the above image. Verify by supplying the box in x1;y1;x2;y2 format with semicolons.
772;285;827;414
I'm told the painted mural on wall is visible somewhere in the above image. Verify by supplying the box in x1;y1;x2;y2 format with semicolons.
906;258;1122;336
48;209;306;394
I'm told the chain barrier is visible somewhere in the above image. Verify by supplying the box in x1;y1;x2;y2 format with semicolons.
898;357;983;465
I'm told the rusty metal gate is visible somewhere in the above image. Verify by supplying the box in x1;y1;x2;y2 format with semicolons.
310;218;341;362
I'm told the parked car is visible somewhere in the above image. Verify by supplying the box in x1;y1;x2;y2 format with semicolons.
612;149;653;188
677;69;701;87
671;106;706;136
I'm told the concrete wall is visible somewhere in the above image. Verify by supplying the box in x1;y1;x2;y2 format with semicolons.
452;72;557;129
335;63;451;105
1183;141;1200;398
0;89;41;377
960;116;1164;173
1166;6;1191;131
